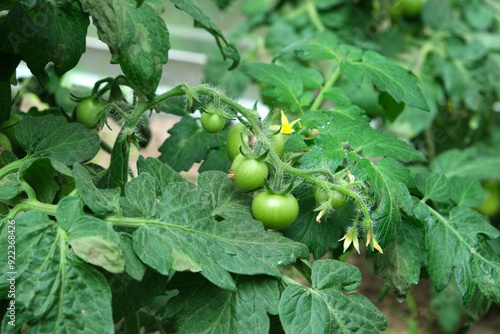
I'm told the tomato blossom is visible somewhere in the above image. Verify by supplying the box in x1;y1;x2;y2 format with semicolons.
280;110;300;134
339;227;360;254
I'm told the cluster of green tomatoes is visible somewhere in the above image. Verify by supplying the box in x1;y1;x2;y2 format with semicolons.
200;107;350;230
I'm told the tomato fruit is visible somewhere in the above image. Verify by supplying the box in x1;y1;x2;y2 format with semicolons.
268;125;285;157
231;153;268;191
1;112;23;149
226;123;247;160
201;111;225;133
0;133;12;153
313;184;348;210
400;0;426;17
76;97;105;129
252;191;299;229
475;181;500;218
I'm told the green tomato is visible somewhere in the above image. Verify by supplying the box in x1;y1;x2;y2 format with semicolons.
231;153;268;191
268;125;285;157
252;191;299;230
76;97;105;129
313;183;348;210
0;133;12;153
475;181;500;218
1;112;23;149
226;123;247;161
400;0;426;17
201;111;225;133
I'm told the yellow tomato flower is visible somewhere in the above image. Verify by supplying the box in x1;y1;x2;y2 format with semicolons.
280;110;300;134
339;227;360;254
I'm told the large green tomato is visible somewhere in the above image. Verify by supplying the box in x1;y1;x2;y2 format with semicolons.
400;0;426;17
76;97;105;129
201;111;225;133
231;153;268;191
475;181;500;218
252;191;299;229
226;123;247;161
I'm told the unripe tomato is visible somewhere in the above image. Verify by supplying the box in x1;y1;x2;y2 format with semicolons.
201;111;225;133
230;153;268;191
0;133;12;153
268;125;285;157
252;191;299;229
1;112;23;149
313;184;348;210
475;181;500;218
226;123;247;161
76;97;105;129
400;0;426;17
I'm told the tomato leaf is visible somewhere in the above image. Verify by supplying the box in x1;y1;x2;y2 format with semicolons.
197;171;253;221
118;233;146;281
73;163;121;216
415;172;450;203
0;211;114;333
16;115;100;165
158;116;217;172
279;259;388;333
125;172;157;218
354;158;414;249
425;206;500;303
299;134;346;172
80;0;170;99
19;158;59;204
68;216;125;274
36;0;90;76
449;176;484;207
341;51;429;111
164;273;279;333
132;178;309;291
374;222;427;301
243;63;303;111
0;172;23;200
55;196;85;231
136;156;186;196
169;0;239;69
431;148;500;181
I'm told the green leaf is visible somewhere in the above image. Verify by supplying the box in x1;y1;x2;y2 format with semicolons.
133;181;309;291
164;273;279;333
415;172;450;203
136;156;186;195
426;206;500;303
279;259;388;333
106;267;168;322
243;63;302;111
0;211;114;333
284;133;308;153
300;134;346;171
169;0;239;69
19;158;59;204
158;116;217;172
275;31;340;60
354;158;414;248
465;1;494;31
422;0;453;31
0;2;49;82
80;0;170;98
73;163;120;216
125;172;157;218
449;176;484;207
36;0;90;75
374;222;426;301
0;81;10;124
119;233;146;281
340;51;429;111
379;91;405;122
55;196;85;231
197;171;254;221
0;172;22;200
349;128;426;162
16;115;100;165
68;216;125;273
431;148;500;180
